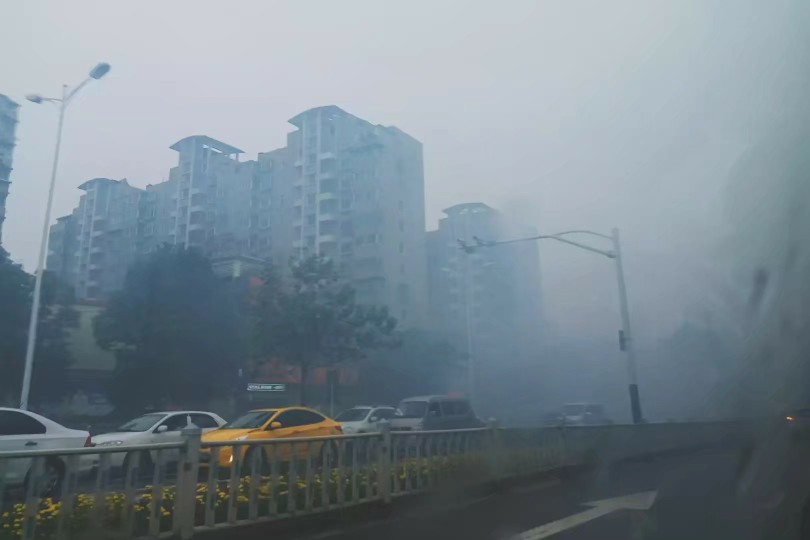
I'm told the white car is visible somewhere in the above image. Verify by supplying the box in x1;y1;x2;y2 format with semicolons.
91;411;226;469
335;406;397;433
0;407;91;492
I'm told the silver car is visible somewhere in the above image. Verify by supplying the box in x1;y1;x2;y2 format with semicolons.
335;406;397;434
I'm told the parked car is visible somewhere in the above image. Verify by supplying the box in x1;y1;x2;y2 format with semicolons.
0;407;91;493
335;406;397;433
91;410;226;469
558;403;611;426
200;407;342;467
390;396;483;431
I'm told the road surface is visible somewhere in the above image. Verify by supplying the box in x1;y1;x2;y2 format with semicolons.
287;444;806;540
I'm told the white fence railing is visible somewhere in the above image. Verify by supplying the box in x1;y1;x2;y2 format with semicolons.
0;421;748;540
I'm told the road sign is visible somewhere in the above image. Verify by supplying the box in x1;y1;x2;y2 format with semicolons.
246;383;286;392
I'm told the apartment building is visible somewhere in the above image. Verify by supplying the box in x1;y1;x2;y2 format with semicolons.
427;202;544;393
277;105;427;326
0;94;19;246
47;178;145;299
49;136;272;300
164;135;256;257
48;108;428;326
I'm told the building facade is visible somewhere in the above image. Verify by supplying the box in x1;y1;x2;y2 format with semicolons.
427;203;544;404
277;105;427;326
47;178;145;299
0;94;20;246
48;108;428;328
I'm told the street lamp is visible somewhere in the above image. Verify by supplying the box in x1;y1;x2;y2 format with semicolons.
460;228;644;424
19;62;111;411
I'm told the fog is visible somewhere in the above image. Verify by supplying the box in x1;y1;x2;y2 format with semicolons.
3;0;808;420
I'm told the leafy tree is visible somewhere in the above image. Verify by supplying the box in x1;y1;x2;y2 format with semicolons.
252;255;397;404
94;246;245;413
0;248;78;407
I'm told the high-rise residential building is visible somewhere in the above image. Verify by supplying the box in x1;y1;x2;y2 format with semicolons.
427;203;544;400
0;94;20;246
164;136;256;257
276;105;427;327
48;108;428;326
47;178;145;299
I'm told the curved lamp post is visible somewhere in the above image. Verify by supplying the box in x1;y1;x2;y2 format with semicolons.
19;63;111;410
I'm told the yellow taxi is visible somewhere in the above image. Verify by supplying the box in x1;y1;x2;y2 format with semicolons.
200;407;342;468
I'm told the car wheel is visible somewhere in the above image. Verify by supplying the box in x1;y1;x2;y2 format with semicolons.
25;458;64;498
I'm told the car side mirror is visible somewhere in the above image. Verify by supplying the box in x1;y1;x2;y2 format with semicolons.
369;416;379;423
429;410;438;417
268;421;282;430
155;425;169;433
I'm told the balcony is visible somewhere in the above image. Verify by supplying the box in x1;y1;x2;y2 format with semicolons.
319;212;338;223
318;233;338;244
318;191;338;201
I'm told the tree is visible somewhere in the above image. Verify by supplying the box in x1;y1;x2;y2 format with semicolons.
252;255;397;404
94;246;245;413
0;248;78;407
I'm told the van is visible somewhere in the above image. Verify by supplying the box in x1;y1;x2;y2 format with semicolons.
390;395;483;431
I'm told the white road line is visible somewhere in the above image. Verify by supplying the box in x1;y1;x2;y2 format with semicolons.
510;491;658;540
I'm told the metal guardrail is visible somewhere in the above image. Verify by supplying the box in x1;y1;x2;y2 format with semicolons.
0;420;747;540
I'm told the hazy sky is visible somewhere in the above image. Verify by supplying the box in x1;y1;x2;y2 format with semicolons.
2;0;799;344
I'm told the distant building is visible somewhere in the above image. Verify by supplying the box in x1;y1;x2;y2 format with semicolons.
0;94;20;246
427;203;544;398
48;178;145;299
275;105;428;327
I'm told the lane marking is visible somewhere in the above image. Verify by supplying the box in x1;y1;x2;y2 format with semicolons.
510;491;658;540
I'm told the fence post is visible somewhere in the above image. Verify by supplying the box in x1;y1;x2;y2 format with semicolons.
378;420;392;504
178;426;202;540
487;419;502;480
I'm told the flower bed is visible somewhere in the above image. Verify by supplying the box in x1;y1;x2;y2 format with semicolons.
0;455;487;540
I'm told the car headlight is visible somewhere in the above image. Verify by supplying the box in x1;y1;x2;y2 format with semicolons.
235;435;249;441
95;440;124;447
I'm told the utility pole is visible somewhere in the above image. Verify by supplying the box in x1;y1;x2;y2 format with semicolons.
460;227;644;424
611;228;642;424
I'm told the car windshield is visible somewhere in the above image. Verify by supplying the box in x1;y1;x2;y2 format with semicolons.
116;413;165;432
397;402;428;418
335;408;371;422
222;410;276;429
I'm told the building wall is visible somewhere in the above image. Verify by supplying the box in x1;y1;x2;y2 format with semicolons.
49;178;145;299
427;203;544;402
0;95;20;246
49;109;428;327
283;106;427;327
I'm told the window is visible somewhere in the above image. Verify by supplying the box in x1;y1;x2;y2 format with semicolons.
443;401;471;416
0;411;46;436
224;411;276;429
158;414;189;432
275;409;326;428
190;414;220;429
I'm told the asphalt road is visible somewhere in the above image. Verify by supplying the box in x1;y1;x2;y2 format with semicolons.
298;443;809;540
